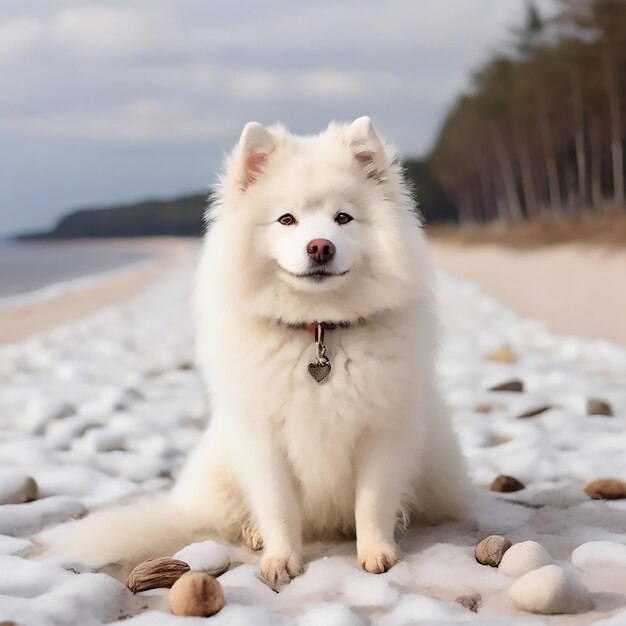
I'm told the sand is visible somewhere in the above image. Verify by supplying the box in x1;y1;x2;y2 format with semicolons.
430;241;626;347
0;238;197;345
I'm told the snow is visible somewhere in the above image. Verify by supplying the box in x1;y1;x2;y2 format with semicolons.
0;251;625;625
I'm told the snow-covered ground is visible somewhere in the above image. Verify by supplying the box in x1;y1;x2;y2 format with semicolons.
0;249;625;626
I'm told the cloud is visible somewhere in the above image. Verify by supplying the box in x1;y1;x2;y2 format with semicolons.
49;5;156;59
0;16;41;61
0;0;560;235
0;99;238;142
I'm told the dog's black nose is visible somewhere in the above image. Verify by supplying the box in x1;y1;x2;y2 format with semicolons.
306;239;335;265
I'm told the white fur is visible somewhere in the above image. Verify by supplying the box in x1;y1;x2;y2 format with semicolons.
52;118;470;589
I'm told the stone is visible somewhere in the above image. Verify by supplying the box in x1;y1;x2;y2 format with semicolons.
584;478;626;500
487;346;518;363
0;470;38;505
509;564;592;614
586;398;613;416
490;475;525;493
489;380;524;392
169;572;224;617
499;541;553;578
517;406;551;419
173;540;230;576
456;593;481;612
475;535;512;567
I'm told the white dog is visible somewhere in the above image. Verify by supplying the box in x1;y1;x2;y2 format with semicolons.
56;118;469;589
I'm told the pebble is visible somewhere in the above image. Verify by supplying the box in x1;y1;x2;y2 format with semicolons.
455;593;481;612
0;470;38;505
584;478;626;500
169;572;224;617
475;535;512;567
489;380;524;392
586;398;614;416
490;475;525;493
509;564;592;614
572;541;626;570
474;403;494;414
172;540;230;576
517;406;551;419
487;346;518;363
499;541;552;578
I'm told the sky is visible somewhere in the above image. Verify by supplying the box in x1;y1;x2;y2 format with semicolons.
0;0;555;237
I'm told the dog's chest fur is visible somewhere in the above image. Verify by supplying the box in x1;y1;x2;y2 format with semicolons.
207;310;426;531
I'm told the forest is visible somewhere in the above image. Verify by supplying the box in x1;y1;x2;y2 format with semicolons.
428;0;626;223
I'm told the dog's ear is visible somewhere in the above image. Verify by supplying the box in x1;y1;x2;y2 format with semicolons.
238;122;275;190
346;116;385;178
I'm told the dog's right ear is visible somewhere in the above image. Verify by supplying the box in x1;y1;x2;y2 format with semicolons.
346;116;385;179
238;122;275;191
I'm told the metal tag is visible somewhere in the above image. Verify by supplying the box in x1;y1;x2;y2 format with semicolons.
308;323;331;383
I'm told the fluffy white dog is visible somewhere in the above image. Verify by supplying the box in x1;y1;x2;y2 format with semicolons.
55;118;469;590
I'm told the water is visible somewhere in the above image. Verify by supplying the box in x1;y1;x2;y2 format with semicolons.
0;240;154;299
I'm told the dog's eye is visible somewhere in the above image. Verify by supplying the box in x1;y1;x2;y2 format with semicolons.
278;213;297;226
335;212;353;225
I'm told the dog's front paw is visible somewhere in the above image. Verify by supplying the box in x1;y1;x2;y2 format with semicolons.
358;542;399;574
259;552;304;591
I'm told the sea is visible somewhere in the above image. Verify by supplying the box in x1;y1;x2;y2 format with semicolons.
0;240;154;302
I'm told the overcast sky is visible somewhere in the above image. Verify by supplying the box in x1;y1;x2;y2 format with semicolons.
1;0;555;237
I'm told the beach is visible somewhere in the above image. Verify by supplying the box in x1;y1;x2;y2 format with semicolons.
3;238;625;349
430;241;626;347
0;239;196;345
0;239;624;625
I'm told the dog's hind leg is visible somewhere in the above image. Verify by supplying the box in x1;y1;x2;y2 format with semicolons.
241;519;263;552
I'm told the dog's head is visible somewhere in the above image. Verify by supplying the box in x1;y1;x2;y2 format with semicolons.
209;117;429;324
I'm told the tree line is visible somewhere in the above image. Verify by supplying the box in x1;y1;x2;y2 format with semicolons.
428;0;626;223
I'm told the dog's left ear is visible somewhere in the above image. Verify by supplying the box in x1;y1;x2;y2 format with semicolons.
238;122;275;190
346;116;385;178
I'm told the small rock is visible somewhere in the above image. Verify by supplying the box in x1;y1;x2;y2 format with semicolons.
584;478;626;500
572;541;626;570
499;541;553;578
509;564;592;614
489;380;524;392
169;572;224;617
475;535;512;567
474;403;494;414
456;593;481;613
173;540;230;576
517;406;551;419
586;398;613;416
126;557;191;593
490;475;525;493
0;470;38;505
487;346;518;363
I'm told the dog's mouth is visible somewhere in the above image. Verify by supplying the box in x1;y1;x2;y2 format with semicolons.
280;267;350;282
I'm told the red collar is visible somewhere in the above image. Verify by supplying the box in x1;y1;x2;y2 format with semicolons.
284;320;353;339
303;321;351;338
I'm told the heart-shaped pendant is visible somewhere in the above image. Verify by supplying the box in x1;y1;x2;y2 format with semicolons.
308;360;331;383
